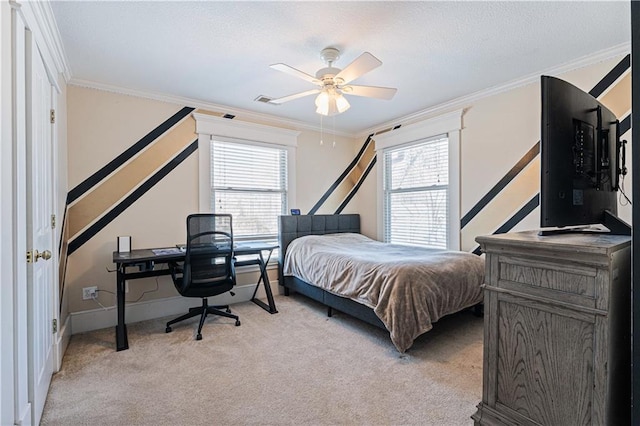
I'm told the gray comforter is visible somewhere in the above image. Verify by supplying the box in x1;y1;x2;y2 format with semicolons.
283;233;485;352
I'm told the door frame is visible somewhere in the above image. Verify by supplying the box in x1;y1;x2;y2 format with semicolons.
1;1;65;424
10;4;32;425
0;1;17;424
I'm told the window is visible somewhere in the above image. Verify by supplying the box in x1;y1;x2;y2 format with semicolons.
383;136;449;248
374;110;462;250
193;113;299;244
211;139;287;241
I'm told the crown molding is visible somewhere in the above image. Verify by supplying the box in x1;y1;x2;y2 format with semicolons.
68;78;356;138
37;1;71;81
18;0;72;82
357;42;631;139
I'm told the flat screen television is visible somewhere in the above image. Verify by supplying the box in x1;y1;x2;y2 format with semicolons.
540;75;630;235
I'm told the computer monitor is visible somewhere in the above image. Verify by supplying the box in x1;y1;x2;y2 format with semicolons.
539;75;630;235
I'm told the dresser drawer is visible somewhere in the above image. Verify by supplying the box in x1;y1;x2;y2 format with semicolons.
495;255;597;308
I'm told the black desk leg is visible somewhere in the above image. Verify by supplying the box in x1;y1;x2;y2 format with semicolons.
115;265;129;351
250;251;278;314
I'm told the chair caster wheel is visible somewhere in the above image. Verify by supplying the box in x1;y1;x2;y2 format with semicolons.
226;308;231;313
196;333;202;340
165;326;172;333
235;320;241;326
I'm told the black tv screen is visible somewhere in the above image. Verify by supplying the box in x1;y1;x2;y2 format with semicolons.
540;75;628;234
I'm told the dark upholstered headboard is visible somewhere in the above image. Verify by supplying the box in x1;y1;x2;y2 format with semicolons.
278;214;360;278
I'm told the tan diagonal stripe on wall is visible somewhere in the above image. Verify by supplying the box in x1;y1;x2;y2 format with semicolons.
68;116;196;237
314;141;376;214
600;72;631;119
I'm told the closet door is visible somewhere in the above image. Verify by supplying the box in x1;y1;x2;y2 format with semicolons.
26;31;55;426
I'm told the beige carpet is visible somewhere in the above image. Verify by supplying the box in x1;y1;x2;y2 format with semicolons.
41;294;483;425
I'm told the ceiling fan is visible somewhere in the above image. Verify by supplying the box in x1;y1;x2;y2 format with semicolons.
268;47;397;116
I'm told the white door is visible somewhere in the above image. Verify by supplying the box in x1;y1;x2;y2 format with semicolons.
26;41;55;425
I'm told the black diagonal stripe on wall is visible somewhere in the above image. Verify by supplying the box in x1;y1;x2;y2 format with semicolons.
620;114;631;136
472;194;540;255
58;204;67;255
66;106;195;205
59;253;68;312
67;140;198;255
335;156;377;214
461;142;540;228
590;54;630;98
58;203;68;313
308;135;373;215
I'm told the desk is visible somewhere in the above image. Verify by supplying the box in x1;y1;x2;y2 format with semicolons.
112;241;278;351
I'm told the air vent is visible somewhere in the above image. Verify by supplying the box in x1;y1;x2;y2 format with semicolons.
254;95;274;104
222;114;235;119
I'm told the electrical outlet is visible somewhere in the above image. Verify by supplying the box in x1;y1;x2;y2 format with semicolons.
82;286;98;300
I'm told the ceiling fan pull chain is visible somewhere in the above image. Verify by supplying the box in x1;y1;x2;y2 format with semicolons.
320;115;324;146
332;116;336;148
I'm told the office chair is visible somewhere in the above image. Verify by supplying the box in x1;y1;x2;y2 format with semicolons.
166;213;240;340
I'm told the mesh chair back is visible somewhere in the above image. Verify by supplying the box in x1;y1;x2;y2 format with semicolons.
183;214;234;288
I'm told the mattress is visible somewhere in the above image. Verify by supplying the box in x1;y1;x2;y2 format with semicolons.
283;233;485;352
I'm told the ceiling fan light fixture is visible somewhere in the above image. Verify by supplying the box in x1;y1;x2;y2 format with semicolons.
335;93;350;113
315;90;350;116
315;91;330;115
315;90;329;107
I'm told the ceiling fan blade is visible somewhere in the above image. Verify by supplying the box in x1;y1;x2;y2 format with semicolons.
335;52;382;84
268;89;321;104
270;63;321;85
342;85;397;100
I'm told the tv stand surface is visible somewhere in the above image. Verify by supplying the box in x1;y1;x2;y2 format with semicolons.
538;210;631;237
537;225;599;236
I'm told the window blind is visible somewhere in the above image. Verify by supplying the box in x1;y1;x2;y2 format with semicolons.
211;139;288;240
383;136;449;249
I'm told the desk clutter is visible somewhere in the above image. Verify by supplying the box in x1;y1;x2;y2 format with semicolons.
151;247;181;255
117;235;131;253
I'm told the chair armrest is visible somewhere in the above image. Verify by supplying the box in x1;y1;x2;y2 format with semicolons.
168;261;184;282
230;257;237;283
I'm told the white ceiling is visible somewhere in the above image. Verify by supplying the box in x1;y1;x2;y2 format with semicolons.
50;1;631;135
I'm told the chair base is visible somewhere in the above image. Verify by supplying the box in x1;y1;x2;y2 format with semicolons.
165;297;240;340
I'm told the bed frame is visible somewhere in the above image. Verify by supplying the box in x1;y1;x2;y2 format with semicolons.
278;214;385;329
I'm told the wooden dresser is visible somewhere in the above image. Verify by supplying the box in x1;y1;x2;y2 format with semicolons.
471;231;631;426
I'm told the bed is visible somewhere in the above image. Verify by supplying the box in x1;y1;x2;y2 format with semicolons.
278;214;485;352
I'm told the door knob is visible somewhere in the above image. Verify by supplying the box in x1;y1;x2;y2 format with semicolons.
37;250;52;261
28;249;52;263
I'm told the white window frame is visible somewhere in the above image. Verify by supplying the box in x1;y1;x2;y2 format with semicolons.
193;113;299;235
374;109;462;250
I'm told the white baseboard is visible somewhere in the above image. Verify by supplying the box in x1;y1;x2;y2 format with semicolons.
70;282;277;335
